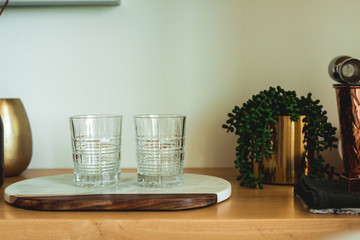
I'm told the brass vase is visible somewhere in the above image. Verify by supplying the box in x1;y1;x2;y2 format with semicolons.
254;116;306;185
0;99;32;177
0;117;3;187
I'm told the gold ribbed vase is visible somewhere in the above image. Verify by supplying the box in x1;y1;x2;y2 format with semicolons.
0;99;32;177
254;116;306;185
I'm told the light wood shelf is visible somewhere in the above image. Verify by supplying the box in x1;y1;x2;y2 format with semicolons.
1;168;359;239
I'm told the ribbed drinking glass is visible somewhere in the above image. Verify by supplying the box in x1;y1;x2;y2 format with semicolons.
134;114;186;187
70;115;122;187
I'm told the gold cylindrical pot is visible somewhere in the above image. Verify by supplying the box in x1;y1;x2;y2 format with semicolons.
0;99;32;176
255;116;306;185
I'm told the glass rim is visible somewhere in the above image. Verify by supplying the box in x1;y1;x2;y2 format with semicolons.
134;114;186;119
70;114;122;119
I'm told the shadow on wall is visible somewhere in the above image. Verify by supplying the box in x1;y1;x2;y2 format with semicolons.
186;84;272;169
187;103;238;169
323;131;343;174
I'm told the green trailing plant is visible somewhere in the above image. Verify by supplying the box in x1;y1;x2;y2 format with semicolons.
222;86;338;188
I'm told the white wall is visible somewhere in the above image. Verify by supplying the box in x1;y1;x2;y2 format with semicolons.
1;0;358;170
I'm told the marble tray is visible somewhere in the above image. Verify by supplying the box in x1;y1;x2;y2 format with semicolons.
4;173;231;211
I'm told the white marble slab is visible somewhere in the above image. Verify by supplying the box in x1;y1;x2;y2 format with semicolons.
5;173;231;203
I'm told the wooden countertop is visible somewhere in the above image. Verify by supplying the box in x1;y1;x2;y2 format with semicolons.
1;168;360;239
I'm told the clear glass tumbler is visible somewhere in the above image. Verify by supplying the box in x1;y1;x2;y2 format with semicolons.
70;115;122;187
134;114;186;187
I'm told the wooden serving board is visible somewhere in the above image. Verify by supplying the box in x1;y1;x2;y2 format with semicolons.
5;173;231;211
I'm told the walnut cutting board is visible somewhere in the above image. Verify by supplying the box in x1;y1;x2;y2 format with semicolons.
4;173;231;211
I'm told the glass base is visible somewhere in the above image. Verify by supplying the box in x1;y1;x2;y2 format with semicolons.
137;173;183;188
74;172;119;188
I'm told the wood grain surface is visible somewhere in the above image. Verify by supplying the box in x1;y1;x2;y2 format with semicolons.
10;193;217;210
2;168;360;240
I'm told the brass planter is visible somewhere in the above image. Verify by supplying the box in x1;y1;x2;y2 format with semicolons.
0;99;32;176
0;117;3;187
254;116;306;185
